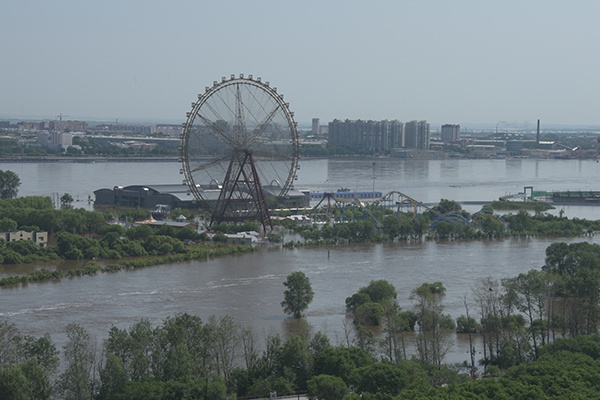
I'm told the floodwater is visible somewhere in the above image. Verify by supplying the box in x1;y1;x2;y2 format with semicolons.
1;158;600;365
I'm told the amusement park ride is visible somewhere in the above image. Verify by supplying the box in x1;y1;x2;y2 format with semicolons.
179;74;300;232
178;74;504;233
307;190;506;231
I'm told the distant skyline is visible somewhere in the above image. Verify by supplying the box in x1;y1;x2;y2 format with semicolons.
2;1;600;128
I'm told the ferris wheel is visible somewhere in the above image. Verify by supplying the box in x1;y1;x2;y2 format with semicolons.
180;74;300;229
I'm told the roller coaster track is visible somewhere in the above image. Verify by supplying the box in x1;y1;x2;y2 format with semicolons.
374;190;443;218
309;190;506;233
470;209;508;228
309;190;441;228
309;192;375;222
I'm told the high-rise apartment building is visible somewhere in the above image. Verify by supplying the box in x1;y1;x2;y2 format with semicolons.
404;120;430;150
441;124;460;143
37;132;73;150
327;119;405;153
311;118;320;135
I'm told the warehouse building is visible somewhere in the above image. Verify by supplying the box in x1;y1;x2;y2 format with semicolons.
94;184;309;210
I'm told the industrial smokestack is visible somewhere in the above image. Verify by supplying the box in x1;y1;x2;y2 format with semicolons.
536;119;540;144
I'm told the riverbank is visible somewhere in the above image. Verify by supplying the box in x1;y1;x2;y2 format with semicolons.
0;244;255;287
0;155;180;163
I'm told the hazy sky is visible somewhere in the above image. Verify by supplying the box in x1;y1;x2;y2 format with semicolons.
2;1;599;128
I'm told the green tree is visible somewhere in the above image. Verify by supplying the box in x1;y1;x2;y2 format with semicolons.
380;299;414;363
103;319;154;383
210;315;239;382
382;215;401;240
307;374;347;400
456;315;479;334
433;198;462;215
479;214;506;237
126;224;154;241
60;193;74;209
314;346;375;383
281;271;314;318
0;320;21;365
8;240;40;257
57;323;97;400
350;362;429;397
18;360;54;400
0;321;58;400
542;242;600;336
473;278;504;366
246;375;294;398
18;334;59;376
98;354;127;400
345;279;397;312
411;282;453;366
0;170;20;199
149;313;236;384
502;269;555;358
362;279;398;303
277;335;313;390
0;365;29;400
2;249;24;264
0;217;18;231
353;302;384;326
59;209;87;234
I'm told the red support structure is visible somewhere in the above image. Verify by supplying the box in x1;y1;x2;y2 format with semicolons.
212;150;272;232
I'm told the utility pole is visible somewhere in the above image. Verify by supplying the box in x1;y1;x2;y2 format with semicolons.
372;162;376;192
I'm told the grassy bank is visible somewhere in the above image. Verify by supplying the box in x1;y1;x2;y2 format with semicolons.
487;200;554;211
0;244;254;287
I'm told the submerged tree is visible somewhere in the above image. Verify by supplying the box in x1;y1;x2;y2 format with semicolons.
345;280;397;314
543;242;600;336
473;278;503;366
281;271;314;318
60;193;74;209
411;282;454;366
0;170;20;199
503;269;556;358
379;299;416;363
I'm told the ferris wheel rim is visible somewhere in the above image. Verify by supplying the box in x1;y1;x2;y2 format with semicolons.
180;74;300;210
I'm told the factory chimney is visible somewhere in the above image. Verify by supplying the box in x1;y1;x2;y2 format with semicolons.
536;119;540;145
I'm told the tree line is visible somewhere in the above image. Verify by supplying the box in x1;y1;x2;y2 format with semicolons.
277;198;600;245
0;194;258;268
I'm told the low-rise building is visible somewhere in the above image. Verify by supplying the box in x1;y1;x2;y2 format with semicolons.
151;124;184;137
0;230;48;247
223;231;260;245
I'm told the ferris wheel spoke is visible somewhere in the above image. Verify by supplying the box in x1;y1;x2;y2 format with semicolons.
212;88;238;130
190;153;231;173
195;112;237;148
235;83;247;142
249;103;289;142
243;86;272;126
252;104;282;137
